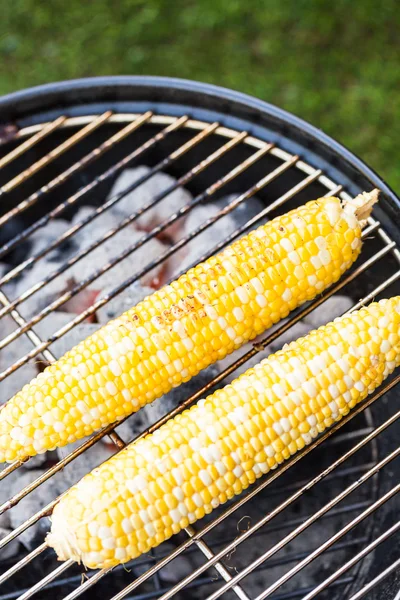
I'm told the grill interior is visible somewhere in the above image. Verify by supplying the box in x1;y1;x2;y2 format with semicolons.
0;106;399;600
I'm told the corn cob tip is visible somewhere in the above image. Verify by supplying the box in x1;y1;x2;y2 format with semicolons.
46;512;82;565
347;188;379;227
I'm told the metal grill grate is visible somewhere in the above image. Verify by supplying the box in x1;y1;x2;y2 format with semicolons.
0;112;399;600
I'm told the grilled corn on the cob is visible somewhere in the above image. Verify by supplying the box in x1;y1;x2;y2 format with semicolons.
47;295;400;569
0;191;378;463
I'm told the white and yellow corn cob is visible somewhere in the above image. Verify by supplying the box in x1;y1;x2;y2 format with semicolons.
0;191;378;463
47;296;400;569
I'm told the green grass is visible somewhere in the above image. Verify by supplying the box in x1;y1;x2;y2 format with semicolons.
1;0;399;189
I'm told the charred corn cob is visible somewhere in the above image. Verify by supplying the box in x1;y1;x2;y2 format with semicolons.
0;191;378;463
47;296;400;569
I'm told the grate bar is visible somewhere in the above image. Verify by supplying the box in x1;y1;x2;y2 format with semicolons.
0;111;159;261
254;484;400;600
0;544;48;587
185;525;250;600
205;454;400;600
0;112;112;199
348;558;400;600
301;520;400;600
15;559;74;600
0;146;293;373
0;116;66;171
0;121;222;317
107;373;400;600
0;109;172;272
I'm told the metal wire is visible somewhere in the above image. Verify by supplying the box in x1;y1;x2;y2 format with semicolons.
0;112;399;600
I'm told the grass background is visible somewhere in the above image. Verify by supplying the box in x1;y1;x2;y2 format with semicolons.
1;0;399;190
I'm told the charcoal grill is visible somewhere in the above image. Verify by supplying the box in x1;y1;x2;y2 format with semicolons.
0;76;399;600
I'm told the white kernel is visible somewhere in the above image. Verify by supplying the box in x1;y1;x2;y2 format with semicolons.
282;288;293;302
344;375;354;389
193;493;203;507
137;326;149;339
378;316;389;328
289;357;302;368
98;526;112;540
303;381;318;398
122;518;133;534
311;255;322;269
288;251;300;265
308;275;318;286
183;338;194;351
143;523;155;537
109;359;122;377
337;358;350;374
173;321;187;339
42;413;55;426
226;327;236;340
206;425;220;442
33;440;45;453
256;294;267;308
355;381;365;392
329;400;338;413
173;487;185;501
233;465;244;478
189;438;202;451
328;346;342;360
139;509;150;524
315;236;327;250
218;316;228;329
105;381;118;395
199;448;213;464
172;468;184;486
236;286;250;303
231;451;240;464
205;305;218;320
54;422;66;433
250;277;263;294
292;368;307;385
211;498;220;508
102;537;116;550
307;415;317;427
343;391;352;403
115;548;128;561
171;449;183;464
34;430;44;440
157;350;170;366
280;238;294;252
302;432;312;445
199;469;213;487
181;369;189;378
294;265;305;280
178;502;189;517
273;422;283;435
222;259;233;272
328;384;340;399
85;552;104;566
265;445;275;457
253;464;262;476
272;383;285;397
173;358;183;372
215;461;227;476
319;249;332;265
82;413;94;425
380;340;391;353
233;307;245;322
281;418;291;432
122;336;135;351
121;389;133;402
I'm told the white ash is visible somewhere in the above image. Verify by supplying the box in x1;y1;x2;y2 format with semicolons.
108;166;193;241
67;225;166;290
168;196;266;278
96;282;153;322
29;218;76;261
34;312;101;358
304;295;353;328
215;194;267;229
8;470;69;550
0;527;20;560
56;438;115;487
0;315;39;405
71;205;123;240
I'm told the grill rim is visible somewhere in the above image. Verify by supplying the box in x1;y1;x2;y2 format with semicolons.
0;75;398;221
